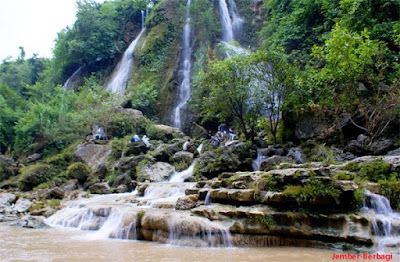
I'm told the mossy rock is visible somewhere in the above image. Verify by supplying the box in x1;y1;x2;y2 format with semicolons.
0;155;17;182
18;164;51;191
66;162;91;182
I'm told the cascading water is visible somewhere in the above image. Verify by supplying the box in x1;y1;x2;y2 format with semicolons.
104;11;146;95
46;144;233;247
218;0;246;57
362;190;400;252
173;0;193;130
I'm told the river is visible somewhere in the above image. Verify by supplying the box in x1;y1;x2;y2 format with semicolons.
0;224;336;262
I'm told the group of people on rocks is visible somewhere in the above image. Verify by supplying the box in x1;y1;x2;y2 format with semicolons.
131;134;151;147
207;123;235;146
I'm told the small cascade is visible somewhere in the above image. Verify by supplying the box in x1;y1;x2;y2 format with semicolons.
104;11;146;95
169;162;196;183
252;149;268;171
218;0;234;42
173;0;193;130
227;0;244;40
62;65;85;91
362;190;400;252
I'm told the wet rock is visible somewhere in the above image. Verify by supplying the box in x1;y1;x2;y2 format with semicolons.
26;153;41;163
368;138;395;155
49;187;65;199
387;148;400;156
62;179;79;192
115;184;129;193
334;180;358;192
336;152;357;162
232;181;247;189
89;182;110;194
30;206;55;217
0;155;18;182
173;151;194;164
74;143;111;175
115;155;146;176
19;215;49;229
344;140;366;156
137;162;174;182
0;193;17;205
260;155;283;171
113;173;136;191
151;143;181;162
176;195;199;210
137;183;149;196
209;189;255;202
18;164;51;191
14;198;32;213
116;108;143;118
287;148;305;164
124;142;149;156
185;188;200;195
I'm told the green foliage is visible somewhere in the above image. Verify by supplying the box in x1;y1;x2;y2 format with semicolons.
378;181;400;210
66;162;91;181
127;80;158;117
333;171;353;180
341;161;360;172
282;178;341;205
18;164;51;191
259;215;276;229
359;160;397;182
105;172;117;185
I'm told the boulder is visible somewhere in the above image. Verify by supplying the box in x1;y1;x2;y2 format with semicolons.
137;162;174;182
294;113;330;140
74;143;111;175
148;124;184;141
18;164;51;191
115;155;146;176
197;142;255;178
14;198;32;213
190;122;207;140
175;195;199;210
259;155;283;171
89;182;110;194
116;108;143;118
0;193;17;206
151;143;181;162
66;162;91;182
368;139;395;155
287;148;306;164
173;151;194;166
62;179;79;192
387;148;400;156
0;155;17;182
124;142;149;156
49;187;65;199
112;173;136;191
26;153;41;163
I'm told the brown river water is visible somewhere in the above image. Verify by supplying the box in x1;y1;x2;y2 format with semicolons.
0;224;340;262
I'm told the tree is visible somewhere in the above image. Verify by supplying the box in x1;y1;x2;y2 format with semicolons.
247;50;294;144
307;24;399;143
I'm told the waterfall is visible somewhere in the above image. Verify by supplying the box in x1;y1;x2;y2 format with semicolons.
62;65;85;91
218;0;234;42
362;190;400;252
218;0;247;58
252;149;268;171
173;0;193;130
104;11;146;95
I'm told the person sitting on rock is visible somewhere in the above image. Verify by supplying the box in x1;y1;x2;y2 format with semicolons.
142;135;151;147
131;134;141;143
183;139;193;151
228;128;235;141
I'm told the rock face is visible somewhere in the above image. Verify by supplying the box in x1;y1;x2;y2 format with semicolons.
0;155;17;182
14;198;32;213
197;142;255;178
74;143;111;175
137;162;175;182
89;182;110;194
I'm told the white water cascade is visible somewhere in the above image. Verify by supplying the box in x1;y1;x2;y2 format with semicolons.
362;190;400;252
218;0;245;57
45;144;233;247
173;0;193;130
104;11;146;95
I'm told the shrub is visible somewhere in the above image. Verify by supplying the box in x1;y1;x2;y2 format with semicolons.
378;181;400;210
66;162;91;181
18;164;51;191
359;160;397;182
